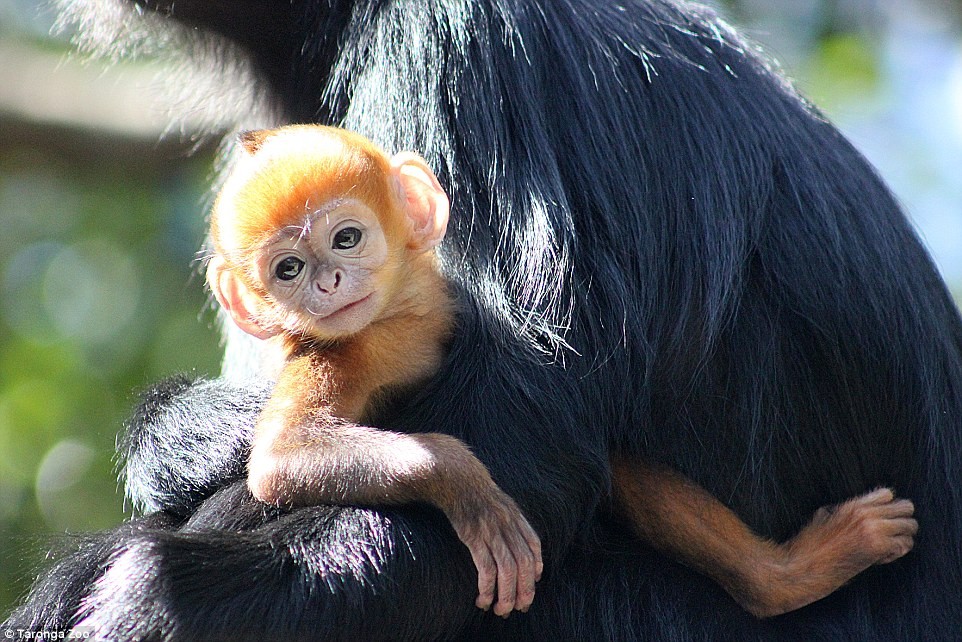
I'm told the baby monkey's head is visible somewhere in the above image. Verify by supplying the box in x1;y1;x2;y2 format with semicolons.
208;125;448;340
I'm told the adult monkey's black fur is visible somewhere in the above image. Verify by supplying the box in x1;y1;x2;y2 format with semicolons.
7;0;962;638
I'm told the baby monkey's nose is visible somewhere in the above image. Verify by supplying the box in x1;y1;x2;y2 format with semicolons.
314;269;342;294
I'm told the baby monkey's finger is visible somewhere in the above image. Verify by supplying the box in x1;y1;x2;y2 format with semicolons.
507;527;538;613
490;534;518;617
471;541;497;611
522;523;543;582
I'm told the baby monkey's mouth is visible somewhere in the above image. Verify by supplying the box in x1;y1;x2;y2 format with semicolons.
309;293;373;320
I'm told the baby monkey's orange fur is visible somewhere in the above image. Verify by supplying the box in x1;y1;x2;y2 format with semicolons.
611;462;916;617
208;125;916;620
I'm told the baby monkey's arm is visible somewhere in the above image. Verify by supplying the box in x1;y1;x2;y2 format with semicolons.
247;353;543;617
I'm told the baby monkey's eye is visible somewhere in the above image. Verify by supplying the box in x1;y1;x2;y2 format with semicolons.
333;227;362;250
274;256;305;281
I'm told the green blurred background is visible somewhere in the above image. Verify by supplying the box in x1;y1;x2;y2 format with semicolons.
1;0;960;615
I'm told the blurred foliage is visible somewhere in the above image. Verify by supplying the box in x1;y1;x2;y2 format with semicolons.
0;0;960;619
0;135;222;608
799;33;881;110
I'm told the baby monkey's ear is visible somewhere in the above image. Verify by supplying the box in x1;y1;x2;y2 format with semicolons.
390;152;449;252
206;256;279;340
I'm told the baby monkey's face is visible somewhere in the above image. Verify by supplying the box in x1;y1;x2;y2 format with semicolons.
208;126;449;345
255;198;390;338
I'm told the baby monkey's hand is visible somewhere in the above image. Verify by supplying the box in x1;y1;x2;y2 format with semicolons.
447;485;543;617
418;432;542;616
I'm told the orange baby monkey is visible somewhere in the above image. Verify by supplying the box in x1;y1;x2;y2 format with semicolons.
207;125;917;620
207;125;542;616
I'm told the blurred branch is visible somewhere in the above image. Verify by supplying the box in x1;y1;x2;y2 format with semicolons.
0;38;223;161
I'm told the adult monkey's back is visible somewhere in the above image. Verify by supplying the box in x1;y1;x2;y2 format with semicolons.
9;0;962;639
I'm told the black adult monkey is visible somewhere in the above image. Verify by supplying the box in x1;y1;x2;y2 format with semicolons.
7;0;962;639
